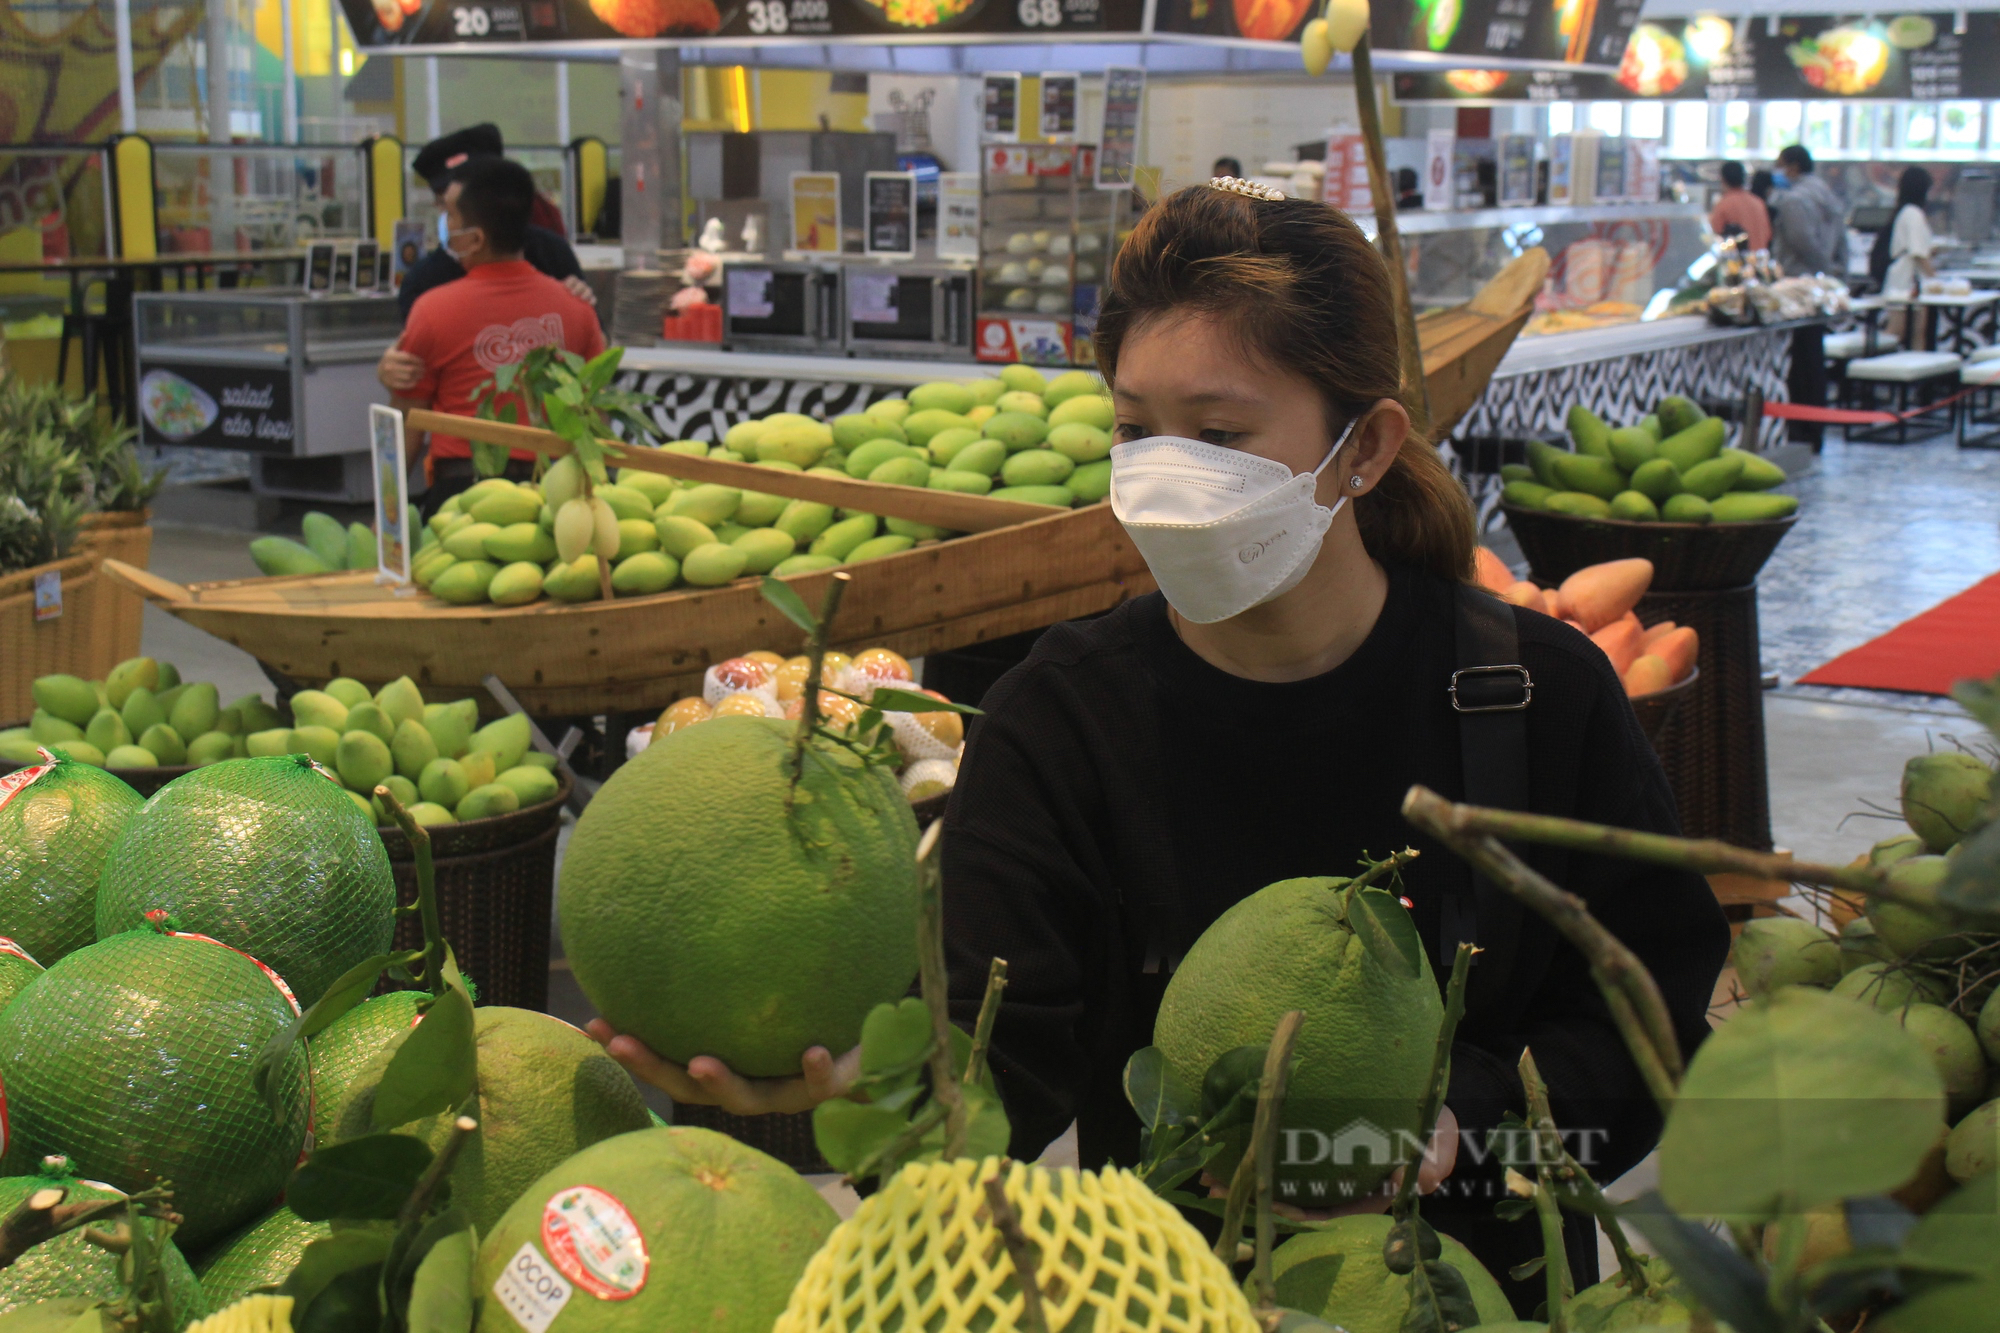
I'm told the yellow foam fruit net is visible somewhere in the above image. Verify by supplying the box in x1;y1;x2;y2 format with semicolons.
775;1157;1261;1333
184;1294;294;1333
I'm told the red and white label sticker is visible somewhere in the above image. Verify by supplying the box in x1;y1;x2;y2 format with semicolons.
0;760;53;815
541;1186;648;1300
0;938;41;968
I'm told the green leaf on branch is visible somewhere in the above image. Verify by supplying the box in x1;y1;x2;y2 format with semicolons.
759;576;820;635
469;442;510;479
855;997;935;1093
1199;1045;1269;1131
1123;1046;1199;1134
399;1209;479;1333
812;1088;924;1175
1657;988;1944;1222
1398;1258;1478;1333
862;688;985;718
372;983;477;1129
1350;886;1423;981
1621;1192;1781;1333
1949;675;2000;742
283;1231;395;1309
295;1264;382;1333
1942;819;2000;913
286;1134;436;1221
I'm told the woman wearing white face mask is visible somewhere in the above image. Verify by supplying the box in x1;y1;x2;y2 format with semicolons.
933;181;1728;1315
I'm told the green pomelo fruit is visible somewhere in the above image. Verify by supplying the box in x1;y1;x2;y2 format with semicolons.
561;716;920;1077
0;1170;206;1320
1155;878;1441;1198
1732;917;1841;998
1898;1003;1987;1115
195;1207;329;1310
1563;1256;1692;1331
0;758;142;962
308;989;424;1116
0;929;310;1249
0;946;42;1013
474;1126;836;1333
1046;393;1113;431
1946;1099;2000;1183
94;756;395;1006
1902;752;1993;853
1832;962;1949;1011
1269;1214;1512;1332
332;1007;651;1234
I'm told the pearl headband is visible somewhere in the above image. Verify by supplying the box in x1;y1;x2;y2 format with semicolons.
1207;175;1287;202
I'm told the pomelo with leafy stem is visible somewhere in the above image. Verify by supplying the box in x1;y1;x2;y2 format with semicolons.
1153;874;1443;1201
0;922;311;1250
305;990;425;1119
93;756;396;1006
559;575;927;1076
0;755;142;962
0;1164;207;1321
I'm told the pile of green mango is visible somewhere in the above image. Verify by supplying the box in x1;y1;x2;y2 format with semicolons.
1501;395;1799;525
3;660;557;829
248;364;1112;610
249;507;423;577
6;657;274;772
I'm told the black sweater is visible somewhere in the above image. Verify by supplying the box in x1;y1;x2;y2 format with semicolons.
941;566;1729;1300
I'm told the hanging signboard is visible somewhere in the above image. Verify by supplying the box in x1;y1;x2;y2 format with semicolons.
1395;13;2000;103
1149;0;1643;66
336;0;1144;48
1096;66;1145;190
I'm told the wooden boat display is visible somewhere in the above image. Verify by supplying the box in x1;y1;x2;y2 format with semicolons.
105;254;1546;719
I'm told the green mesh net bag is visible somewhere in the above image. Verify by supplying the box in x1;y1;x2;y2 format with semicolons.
0;755;142;962
94;755;395;1006
196;1208;328;1310
0;927;311;1251
0;1165;207;1321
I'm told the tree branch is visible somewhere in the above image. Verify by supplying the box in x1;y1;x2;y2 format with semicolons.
983;1170;1050;1333
914;822;966;1159
964;958;1008;1087
1251;1010;1306;1314
376;784;444;997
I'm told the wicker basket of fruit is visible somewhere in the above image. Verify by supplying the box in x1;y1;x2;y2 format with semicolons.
1499;396;1798;591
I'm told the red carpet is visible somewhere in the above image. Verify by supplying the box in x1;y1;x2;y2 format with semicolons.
1799;573;2000;695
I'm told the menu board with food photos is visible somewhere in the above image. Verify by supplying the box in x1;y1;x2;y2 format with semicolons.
1397;12;2000;102
1153;0;1642;64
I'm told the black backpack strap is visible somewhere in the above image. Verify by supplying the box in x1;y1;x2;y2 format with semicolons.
1443;583;1532;1003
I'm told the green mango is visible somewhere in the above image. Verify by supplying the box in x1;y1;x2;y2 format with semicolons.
1001;450;1076;488
1525;439;1568;487
346;522;376;572
773;502;836;545
31;674;99;727
1043;370;1101;406
832;413;904;451
1550;452;1627;500
772;553;841;576
1661;493;1713;524
443;522;502;561
1657;417;1727;473
847;535;916;562
469;485;545;527
496;765;561;807
867;456;933;489
925;427;982;465
902;410;972;447
930;470;992;496
431;559;500;605
712;521;752;546
610;551;679;594
140;723;186;766
152;683;187;719
467;712;532;773
734;488;789;529
1637;414;1663;441
1069;459;1112;503
864;398;910;424
343;701;396;744
413;551;456;589
119;686;165;740
391;718;440;781
232;695;285;734
422;703;474;759
983;412;1052;452
85;709;131;755
484;522;558;564
244;728;293;759
731;529;797;575
29;711;85;746
1607;427;1659;474
613;519;658;559
1629;458;1685;504
616;469;679;509
990;485;1076;508
419;757;472;809
1566;405;1613;457
845;438;920;479
1544;491;1614;518
542;555;603;603
680;542;749;587
102;744;156;770
286;725;341;768
1498;463;1537;484
456;783;521;822
1710;492;1799;523
1502;480;1555;510
300;511;349;569
995;390;1050;420
167;682;220;741
185;731;236;766
1610;490;1660;522
1656;394;1707;437
487;561;545;606
910;381;976;415
104;657;159;710
1721;447;1788;491
810;514;880;561
946;439;1008;479
594;484;655;523
1047;423;1113;463
1046;394;1112;431
664;484;742;527
885;517;949;541
1680;453;1747;501
336;730;393;793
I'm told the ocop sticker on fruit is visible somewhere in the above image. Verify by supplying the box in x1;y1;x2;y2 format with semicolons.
493;1242;573;1333
541;1185;649;1300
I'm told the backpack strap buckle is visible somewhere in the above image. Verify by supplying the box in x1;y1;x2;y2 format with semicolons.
1450;664;1534;713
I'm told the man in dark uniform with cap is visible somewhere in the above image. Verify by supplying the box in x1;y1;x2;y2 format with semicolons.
393;123;592;320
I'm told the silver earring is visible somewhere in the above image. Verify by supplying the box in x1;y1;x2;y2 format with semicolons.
1349;475;1365;489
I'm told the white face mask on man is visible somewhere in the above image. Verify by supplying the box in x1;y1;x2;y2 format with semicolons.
1108;414;1362;625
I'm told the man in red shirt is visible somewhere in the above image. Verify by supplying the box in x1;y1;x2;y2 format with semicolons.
391;157;605;510
1709;160;1771;252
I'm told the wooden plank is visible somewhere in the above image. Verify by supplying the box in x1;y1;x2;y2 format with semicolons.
97;560;192;605
1465;248;1551;319
405;410;1059;534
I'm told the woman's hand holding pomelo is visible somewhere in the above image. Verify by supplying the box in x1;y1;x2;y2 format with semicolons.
586;1018;861;1114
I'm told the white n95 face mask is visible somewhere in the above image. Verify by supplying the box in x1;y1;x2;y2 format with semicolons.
1109;417;1360;625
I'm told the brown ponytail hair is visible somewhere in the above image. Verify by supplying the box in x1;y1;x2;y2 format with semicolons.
1093;186;1476;583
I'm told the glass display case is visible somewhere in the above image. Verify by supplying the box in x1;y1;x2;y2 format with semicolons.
975;143;1117;366
133;290;403;502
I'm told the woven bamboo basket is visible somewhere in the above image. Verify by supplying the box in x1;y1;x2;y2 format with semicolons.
1;552;111;723
1502;504;1797;592
76;509;153;666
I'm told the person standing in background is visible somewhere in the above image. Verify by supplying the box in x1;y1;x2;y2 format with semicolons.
1211;156;1245;180
1769;146;1845;450
1710;161;1772;250
1878;167;1937;350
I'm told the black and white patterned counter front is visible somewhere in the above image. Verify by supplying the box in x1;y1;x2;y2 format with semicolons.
614;347;990;443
